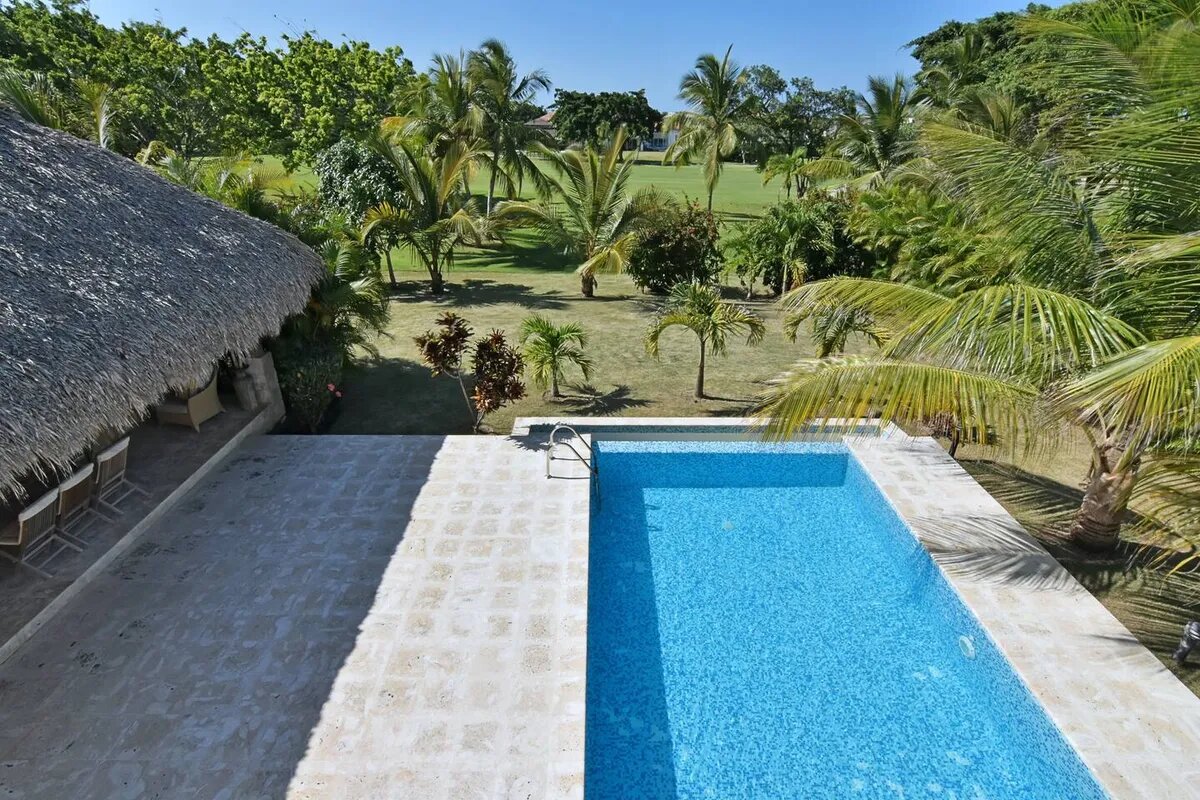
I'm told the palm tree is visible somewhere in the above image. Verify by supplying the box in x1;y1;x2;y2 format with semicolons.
645;282;765;399
663;46;750;212
362;133;487;295
760;7;1200;552
0;69;118;148
496;126;665;297
806;74;918;189
467;39;554;215
914;31;987;108
395;51;483;157
760;147;809;199
519;315;594;398
285;238;389;360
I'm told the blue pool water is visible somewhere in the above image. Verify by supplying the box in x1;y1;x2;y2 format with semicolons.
586;441;1105;799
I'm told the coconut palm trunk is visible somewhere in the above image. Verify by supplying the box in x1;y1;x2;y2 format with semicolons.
383;250;397;288
551;371;561;399
581;273;596;298
1069;441;1138;551
695;338;707;398
486;161;499;216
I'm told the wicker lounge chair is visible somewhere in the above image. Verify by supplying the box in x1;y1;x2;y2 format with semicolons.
94;438;148;515
55;464;113;545
154;368;224;431
0;488;80;577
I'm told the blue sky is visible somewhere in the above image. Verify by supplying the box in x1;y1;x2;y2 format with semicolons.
87;1;1059;110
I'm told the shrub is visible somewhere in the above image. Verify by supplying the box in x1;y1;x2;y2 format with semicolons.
414;313;525;432
272;338;344;433
627;203;722;294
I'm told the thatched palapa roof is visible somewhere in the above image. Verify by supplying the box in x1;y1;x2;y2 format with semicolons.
0;107;323;496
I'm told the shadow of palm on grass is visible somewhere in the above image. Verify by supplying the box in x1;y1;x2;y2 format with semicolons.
559;384;651;416
385;278;572;310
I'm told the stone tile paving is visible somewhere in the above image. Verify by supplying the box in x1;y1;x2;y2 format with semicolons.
0;402;256;646
0;434;589;799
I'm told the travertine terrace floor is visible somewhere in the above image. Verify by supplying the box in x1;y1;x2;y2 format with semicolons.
0;434;589;799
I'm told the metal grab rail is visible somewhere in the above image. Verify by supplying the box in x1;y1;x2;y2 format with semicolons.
546;424;597;479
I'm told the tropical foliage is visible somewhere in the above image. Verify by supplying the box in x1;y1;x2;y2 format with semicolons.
519;316;594;399
763;2;1200;553
496;126;664;297
646;282;765;399
1;2;412;162
663;46;751;211
552;89;663;146
626;203;722;294
725;195;874;297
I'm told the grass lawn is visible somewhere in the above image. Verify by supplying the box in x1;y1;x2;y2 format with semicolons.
256;153;782;221
330;269;816;436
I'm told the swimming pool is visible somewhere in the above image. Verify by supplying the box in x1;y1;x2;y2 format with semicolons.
585;440;1105;799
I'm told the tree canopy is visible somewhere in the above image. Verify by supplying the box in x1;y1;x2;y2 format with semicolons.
551;89;662;146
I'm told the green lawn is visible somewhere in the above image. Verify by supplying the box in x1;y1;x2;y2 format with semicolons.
330;269;818;436
256;153;782;220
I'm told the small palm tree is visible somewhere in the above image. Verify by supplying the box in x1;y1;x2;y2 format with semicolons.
496;126;664;297
286;238;389;361
663;46;750;212
645;283;765;399
519;315;594;398
806;74;918;189
760;147;808;199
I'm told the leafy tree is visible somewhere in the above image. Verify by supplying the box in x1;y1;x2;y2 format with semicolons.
519;316;594;399
314;138;406;285
496;126;664;297
262;33;413;168
1;3;414;161
664;46;751;211
908;4;1055;112
362;132;487;296
626;202;721;294
645;282;765;399
741;66;855;164
468;39;553;214
551;89;663;146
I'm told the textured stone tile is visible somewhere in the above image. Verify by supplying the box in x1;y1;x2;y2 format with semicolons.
0;434;589;799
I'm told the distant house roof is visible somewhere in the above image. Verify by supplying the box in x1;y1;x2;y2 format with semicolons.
0;107;324;495
527;110;556;130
